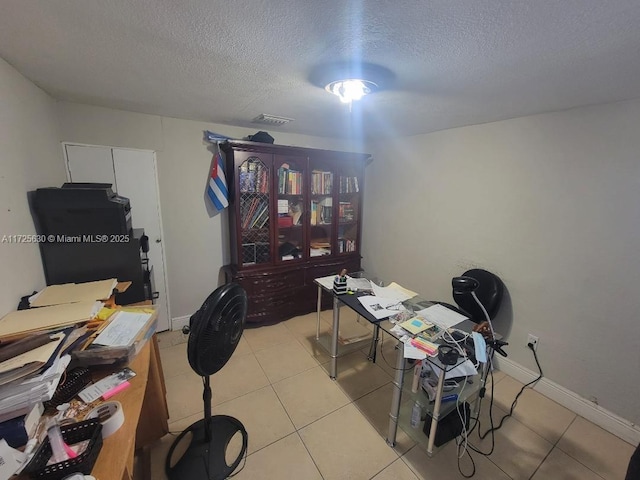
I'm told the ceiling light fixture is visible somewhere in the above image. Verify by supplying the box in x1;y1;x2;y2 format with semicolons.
325;79;377;105
310;62;394;108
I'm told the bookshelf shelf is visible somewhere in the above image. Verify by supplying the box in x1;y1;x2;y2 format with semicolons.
221;140;370;325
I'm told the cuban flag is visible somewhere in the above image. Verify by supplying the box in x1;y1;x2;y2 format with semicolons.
207;149;229;211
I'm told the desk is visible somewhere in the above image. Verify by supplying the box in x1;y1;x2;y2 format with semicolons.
314;277;483;455
15;335;168;480
91;334;168;480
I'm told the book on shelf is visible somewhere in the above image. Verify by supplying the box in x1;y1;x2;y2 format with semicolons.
250;203;269;229
316;197;332;224
241;198;258;229
338;238;356;253
339;176;359;193
242;198;269;229
311;170;333;195
339;201;355;222
321;206;332;224
277;199;289;214
241;159;269;193
310;200;318;225
278;164;303;195
278;215;293;228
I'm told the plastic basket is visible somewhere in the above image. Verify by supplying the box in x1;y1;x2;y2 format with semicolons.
24;419;103;480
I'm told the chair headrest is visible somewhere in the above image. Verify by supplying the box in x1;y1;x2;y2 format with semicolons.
452;269;504;323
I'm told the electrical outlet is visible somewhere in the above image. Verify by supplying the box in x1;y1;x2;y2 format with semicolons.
527;334;539;351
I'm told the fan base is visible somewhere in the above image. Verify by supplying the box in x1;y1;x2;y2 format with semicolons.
166;415;248;480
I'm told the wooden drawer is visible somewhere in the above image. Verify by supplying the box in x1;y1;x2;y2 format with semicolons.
246;269;305;294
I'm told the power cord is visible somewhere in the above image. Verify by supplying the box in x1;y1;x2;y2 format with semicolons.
478;342;543;439
455;342;544;477
378;334;416;372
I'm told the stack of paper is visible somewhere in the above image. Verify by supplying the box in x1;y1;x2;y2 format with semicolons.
0;301;101;341
0;334;65;386
29;279;117;307
0;330;71;421
0;354;70;421
416;304;468;329
370;282;417;301
93;310;153;347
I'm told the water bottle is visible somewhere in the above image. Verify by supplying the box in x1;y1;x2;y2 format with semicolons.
410;401;422;428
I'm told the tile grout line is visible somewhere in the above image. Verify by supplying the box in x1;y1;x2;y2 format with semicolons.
552;415;609;480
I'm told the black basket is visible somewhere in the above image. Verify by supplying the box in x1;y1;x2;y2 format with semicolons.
46;367;92;408
24;419;103;480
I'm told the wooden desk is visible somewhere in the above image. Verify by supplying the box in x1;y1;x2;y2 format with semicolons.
90;335;168;480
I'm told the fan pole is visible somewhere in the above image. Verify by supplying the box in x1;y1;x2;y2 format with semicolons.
203;376;212;442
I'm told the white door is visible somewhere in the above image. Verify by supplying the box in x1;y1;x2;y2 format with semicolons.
66;145;116;186
64;144;170;332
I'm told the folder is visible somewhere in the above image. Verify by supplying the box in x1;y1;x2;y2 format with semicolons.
0;334;64;385
29;279;117;307
0;302;100;340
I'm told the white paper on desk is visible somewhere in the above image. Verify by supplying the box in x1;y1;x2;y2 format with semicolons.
315;275;372;292
315;275;335;290
403;343;427;360
93;311;151;347
0;439;26;480
347;277;372;291
0;355;70;419
430;358;478;380
417;304;468;329
371;282;417;302
357;295;407;320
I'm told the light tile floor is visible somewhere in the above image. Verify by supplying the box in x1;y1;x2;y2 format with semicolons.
148;310;636;480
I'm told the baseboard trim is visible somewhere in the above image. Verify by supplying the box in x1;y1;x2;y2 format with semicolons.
494;356;640;445
171;315;190;332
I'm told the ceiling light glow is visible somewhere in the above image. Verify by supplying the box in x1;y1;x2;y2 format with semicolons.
325;79;377;105
310;62;394;108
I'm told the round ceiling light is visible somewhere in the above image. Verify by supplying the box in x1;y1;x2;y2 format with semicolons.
325;79;378;104
310;62;394;107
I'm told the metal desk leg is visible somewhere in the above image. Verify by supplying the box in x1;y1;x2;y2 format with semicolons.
367;324;380;362
316;284;322;340
330;296;340;379
426;366;446;455
386;339;406;446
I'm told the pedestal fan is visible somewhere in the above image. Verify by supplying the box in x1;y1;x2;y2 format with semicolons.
166;283;249;480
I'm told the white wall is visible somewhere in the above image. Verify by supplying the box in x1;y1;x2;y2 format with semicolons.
363;99;640;425
56;102;360;321
0;58;65;317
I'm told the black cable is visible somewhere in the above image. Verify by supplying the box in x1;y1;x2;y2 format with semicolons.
456;439;477;478
478;343;543;439
455;343;544;477
378;334;416;372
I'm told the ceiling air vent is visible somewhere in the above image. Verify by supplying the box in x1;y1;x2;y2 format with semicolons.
252;114;294;126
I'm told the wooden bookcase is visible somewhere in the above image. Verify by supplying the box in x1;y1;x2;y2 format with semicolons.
221;140;370;325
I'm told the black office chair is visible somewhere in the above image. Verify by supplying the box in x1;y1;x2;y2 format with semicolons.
452;268;507;358
452;268;504;325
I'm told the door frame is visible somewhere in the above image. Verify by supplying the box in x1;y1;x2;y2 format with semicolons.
61;142;173;331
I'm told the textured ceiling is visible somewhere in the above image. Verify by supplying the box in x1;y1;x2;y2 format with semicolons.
2;1;640;139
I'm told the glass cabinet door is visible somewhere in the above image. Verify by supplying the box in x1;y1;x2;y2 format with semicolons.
337;171;360;254
238;155;271;266
275;156;306;263
309;166;334;258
